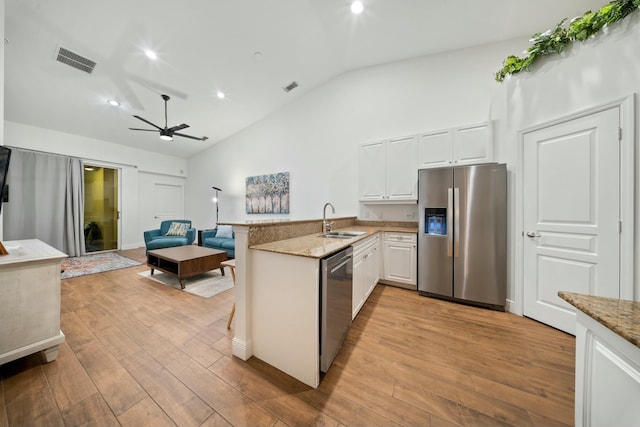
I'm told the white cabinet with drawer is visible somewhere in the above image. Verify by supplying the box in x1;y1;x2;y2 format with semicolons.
382;232;417;289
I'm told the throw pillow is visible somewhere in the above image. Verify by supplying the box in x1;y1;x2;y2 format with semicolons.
166;222;189;236
215;225;233;239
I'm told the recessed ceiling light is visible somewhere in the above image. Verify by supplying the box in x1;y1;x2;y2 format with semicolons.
145;49;158;60
216;91;225;99
350;1;364;15
107;99;120;106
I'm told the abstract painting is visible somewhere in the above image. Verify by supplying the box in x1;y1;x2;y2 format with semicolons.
245;172;290;214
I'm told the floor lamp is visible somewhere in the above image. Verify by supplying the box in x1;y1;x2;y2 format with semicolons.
212;186;222;226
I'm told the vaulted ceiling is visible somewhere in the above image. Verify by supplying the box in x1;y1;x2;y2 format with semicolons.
4;0;606;158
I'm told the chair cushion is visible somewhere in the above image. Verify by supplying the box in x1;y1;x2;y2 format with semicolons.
146;236;189;250
204;237;235;250
215;225;233;239
166;222;189;236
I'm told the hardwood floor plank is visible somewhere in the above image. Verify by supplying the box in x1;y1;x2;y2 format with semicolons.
61;393;119;427
210;357;339;427
120;351;215;427
165;356;279;426
0;388;6;427
41;342;99;412
117;396;177;427
199;412;235;427
471;374;573;426
0;354;49;407
5;388;64;427
73;340;147;415
297;387;404;427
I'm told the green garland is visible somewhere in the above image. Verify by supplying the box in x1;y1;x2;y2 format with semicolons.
495;0;640;82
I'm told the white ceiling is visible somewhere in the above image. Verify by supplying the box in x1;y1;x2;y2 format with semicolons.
5;0;605;158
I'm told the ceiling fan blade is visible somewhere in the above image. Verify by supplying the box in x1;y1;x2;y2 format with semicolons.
174;132;209;141
133;115;163;130
129;128;159;132
168;123;189;133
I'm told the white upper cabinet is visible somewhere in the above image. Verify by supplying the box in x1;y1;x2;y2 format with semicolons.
417;129;453;168
359;136;417;203
418;122;493;169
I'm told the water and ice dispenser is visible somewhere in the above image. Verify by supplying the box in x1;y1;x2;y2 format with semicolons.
424;208;447;236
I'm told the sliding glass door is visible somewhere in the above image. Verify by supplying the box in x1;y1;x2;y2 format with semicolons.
83;164;119;252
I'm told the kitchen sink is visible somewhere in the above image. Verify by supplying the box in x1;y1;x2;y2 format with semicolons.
322;231;366;239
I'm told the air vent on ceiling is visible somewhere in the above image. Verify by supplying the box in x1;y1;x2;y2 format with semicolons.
55;47;96;74
283;81;299;93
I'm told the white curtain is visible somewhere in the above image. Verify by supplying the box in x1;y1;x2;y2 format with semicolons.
3;149;85;256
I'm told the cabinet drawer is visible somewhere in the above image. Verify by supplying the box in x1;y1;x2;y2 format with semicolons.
353;234;379;259
384;232;416;243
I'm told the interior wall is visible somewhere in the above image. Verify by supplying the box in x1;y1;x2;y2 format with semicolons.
497;13;640;305
186;37;527;230
4;121;187;250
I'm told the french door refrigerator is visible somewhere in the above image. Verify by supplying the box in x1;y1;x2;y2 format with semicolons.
418;163;507;310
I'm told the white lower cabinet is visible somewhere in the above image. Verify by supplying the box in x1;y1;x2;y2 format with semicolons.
352;234;380;319
382;232;417;288
575;311;640;427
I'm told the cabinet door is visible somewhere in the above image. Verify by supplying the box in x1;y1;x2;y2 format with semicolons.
352;255;365;319
358;141;386;201
418;129;452;168
386;136;417;201
364;244;380;298
453;122;492;165
384;234;417;286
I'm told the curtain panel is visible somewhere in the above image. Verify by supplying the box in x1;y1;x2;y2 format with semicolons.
3;149;85;256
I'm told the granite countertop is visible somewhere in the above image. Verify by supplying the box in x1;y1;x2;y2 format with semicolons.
250;225;418;259
559;291;640;348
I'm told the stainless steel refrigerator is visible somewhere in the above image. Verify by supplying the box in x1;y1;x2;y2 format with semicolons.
418;163;507;310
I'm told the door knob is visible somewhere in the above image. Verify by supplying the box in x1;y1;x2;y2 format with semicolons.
526;231;541;238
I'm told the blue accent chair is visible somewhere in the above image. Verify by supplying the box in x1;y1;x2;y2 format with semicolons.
201;228;235;258
144;220;196;252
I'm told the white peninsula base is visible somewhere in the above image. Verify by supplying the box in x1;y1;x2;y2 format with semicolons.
0;239;67;365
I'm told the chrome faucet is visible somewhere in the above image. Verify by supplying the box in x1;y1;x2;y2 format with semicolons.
323;202;335;234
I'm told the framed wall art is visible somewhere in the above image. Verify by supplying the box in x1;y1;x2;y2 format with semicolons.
245;171;289;214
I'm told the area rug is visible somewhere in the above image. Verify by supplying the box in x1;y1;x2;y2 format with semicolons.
61;252;142;279
137;269;234;298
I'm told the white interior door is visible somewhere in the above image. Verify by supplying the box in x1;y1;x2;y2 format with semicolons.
523;107;620;335
153;183;184;227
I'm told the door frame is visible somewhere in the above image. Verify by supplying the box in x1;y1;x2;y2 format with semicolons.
82;161;123;251
513;94;635;316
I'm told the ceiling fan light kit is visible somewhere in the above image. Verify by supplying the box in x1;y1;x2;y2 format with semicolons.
129;93;208;142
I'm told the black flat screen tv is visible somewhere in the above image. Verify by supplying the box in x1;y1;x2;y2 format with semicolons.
0;146;11;214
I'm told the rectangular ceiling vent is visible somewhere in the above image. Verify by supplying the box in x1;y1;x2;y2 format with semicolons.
56;47;96;74
283;81;299;93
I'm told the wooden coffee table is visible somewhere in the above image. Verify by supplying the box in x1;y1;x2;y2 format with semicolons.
146;246;228;289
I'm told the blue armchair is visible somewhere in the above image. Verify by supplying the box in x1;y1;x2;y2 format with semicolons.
144;220;196;252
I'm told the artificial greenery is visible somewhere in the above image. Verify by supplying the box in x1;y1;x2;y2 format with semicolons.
495;0;640;82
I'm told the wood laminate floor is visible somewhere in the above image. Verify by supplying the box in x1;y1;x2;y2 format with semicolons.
1;247;575;427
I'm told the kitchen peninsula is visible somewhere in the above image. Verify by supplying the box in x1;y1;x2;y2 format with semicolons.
559;292;640;427
223;217;417;387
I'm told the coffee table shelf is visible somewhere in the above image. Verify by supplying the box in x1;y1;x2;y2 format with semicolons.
146;246;227;289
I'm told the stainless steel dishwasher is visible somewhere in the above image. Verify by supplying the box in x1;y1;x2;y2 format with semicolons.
320;246;353;373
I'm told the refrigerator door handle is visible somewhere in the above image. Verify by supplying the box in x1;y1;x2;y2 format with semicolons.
447;188;453;257
454;187;460;257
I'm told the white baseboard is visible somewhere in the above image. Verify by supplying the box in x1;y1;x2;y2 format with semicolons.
232;337;253;361
121;242;145;250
